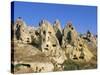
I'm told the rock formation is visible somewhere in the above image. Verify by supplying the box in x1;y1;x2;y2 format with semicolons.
53;19;62;45
61;22;94;62
13;17;31;43
11;17;97;73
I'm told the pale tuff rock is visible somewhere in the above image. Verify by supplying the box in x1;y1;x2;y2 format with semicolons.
14;17;31;43
81;30;97;56
15;55;54;73
12;17;96;73
28;26;41;47
62;22;78;47
39;20;60;52
14;58;54;73
53;19;62;44
13;42;54;73
39;19;66;64
86;30;97;46
81;30;97;45
61;22;93;62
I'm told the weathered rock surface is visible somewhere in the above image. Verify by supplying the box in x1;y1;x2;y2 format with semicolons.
61;22;94;62
53;19;62;45
13;17;31;43
11;18;97;73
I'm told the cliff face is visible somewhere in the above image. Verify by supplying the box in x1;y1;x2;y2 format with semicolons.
11;17;97;73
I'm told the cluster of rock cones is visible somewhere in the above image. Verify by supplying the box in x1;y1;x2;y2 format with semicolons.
11;17;97;73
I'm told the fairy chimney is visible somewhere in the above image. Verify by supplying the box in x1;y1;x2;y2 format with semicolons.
39;20;60;52
53;19;62;45
61;22;93;62
62;22;78;48
14;17;31;43
39;20;67;65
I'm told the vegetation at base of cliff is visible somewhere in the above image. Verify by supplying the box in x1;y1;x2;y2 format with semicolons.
63;59;97;71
